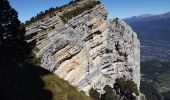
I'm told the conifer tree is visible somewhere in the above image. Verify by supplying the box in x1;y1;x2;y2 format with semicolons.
0;0;27;62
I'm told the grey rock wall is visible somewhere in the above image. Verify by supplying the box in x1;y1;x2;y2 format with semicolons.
26;3;141;97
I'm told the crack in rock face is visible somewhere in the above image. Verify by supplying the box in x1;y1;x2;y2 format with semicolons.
26;1;141;99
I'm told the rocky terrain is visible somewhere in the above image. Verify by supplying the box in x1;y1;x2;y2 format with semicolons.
26;0;141;98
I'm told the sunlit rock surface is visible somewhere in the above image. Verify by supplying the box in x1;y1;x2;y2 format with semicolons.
26;0;140;98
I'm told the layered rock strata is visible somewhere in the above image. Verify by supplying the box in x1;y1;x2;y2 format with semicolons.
26;0;140;97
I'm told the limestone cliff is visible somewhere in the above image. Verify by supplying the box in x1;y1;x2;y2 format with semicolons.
26;0;141;98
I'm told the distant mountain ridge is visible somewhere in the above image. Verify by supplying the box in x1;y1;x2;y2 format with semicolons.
124;11;170;61
125;12;170;23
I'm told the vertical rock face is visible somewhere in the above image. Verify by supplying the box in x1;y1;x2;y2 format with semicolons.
26;0;140;97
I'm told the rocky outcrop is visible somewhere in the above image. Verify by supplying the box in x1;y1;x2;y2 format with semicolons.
26;0;141;98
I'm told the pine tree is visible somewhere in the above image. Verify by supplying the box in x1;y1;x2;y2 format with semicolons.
0;0;27;63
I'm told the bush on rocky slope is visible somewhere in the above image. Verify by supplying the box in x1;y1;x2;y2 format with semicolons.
114;78;139;100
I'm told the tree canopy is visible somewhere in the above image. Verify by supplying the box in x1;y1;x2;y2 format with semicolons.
0;0;27;63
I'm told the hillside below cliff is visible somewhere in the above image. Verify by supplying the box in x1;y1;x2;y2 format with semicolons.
0;62;93;100
26;0;141;99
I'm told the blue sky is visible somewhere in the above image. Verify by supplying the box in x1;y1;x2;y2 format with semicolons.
8;0;170;22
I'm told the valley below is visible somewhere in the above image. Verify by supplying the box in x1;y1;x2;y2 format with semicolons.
125;12;170;100
141;39;170;62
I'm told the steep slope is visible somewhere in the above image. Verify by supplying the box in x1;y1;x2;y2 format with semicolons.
26;0;141;99
124;12;170;61
0;63;92;100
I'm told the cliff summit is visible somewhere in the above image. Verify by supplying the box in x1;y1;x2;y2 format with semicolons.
26;0;141;99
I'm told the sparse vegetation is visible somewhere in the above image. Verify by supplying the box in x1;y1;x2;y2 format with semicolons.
101;85;117;100
89;85;117;100
113;78;139;100
60;1;101;23
89;88;100;100
0;62;93;100
25;1;71;26
25;7;57;26
25;0;101;26
89;78;139;100
115;78;139;96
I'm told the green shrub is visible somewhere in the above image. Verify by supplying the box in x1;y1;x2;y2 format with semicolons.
89;88;100;100
113;78;139;100
89;85;117;100
115;78;139;96
101;85;117;100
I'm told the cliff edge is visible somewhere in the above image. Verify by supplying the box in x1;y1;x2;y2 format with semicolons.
26;0;141;99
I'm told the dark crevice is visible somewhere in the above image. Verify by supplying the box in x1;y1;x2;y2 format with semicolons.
72;25;77;29
88;24;93;29
52;43;69;55
102;64;111;69
26;32;38;40
115;41;119;51
91;42;103;49
108;69;114;72
110;73;114;75
67;68;74;73
100;48;113;55
113;59;124;63
84;34;93;42
84;30;102;42
39;35;47;41
115;41;123;56
94;30;102;35
105;48;113;53
118;51;123;56
124;52;128;61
